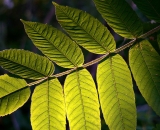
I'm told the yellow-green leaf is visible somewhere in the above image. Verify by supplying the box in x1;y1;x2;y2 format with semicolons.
0;74;30;116
93;0;143;38
97;54;136;130
54;2;116;54
64;68;100;130
21;19;84;68
129;40;160;116
0;49;54;80
31;78;66;130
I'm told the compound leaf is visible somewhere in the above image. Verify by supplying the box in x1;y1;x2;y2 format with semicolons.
133;0;160;23
129;40;160;116
0;74;30;116
21;19;84;68
54;2;116;54
0;49;54;80
97;54;136;130
93;0;143;38
64;68;100;130
31;78;66;130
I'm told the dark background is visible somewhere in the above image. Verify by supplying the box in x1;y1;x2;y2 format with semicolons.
0;0;160;130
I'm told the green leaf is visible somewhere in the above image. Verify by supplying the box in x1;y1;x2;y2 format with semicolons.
53;2;116;54
129;40;160;116
31;78;66;130
0;74;30;116
143;23;160;54
133;0;160;23
64;68;100;130
97;54;136;130
0;49;54;80
93;0;143;39
21;19;84;68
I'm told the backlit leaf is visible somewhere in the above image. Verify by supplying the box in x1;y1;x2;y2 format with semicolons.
31;78;66;130
129;40;160;116
54;2;116;54
0;74;30;116
0;49;54;80
97;54;136;130
93;0;143;38
64;68;100;130
21;19;84;68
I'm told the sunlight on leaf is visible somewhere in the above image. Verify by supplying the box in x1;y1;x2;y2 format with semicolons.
54;2;116;54
129;40;160;116
21;19;84;68
0;74;30;116
64;68;100;130
0;49;54;80
31;78;66;130
97;54;136;130
93;0;143;38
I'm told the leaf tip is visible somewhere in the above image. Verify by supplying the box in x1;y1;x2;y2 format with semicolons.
52;1;58;7
20;19;26;25
20;19;22;21
20;19;24;22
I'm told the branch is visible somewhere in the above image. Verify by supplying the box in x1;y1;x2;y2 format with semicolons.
27;77;48;86
114;38;136;53
27;24;160;86
82;53;109;68
52;68;77;77
139;24;160;38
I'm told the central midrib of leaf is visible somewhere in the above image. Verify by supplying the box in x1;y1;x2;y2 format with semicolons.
47;80;51;130
109;56;125;130
139;43;160;97
26;23;77;67
1;56;46;77
58;6;109;53
0;86;28;99
76;70;87;129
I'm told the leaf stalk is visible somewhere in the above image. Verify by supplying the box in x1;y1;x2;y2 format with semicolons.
27;24;160;86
